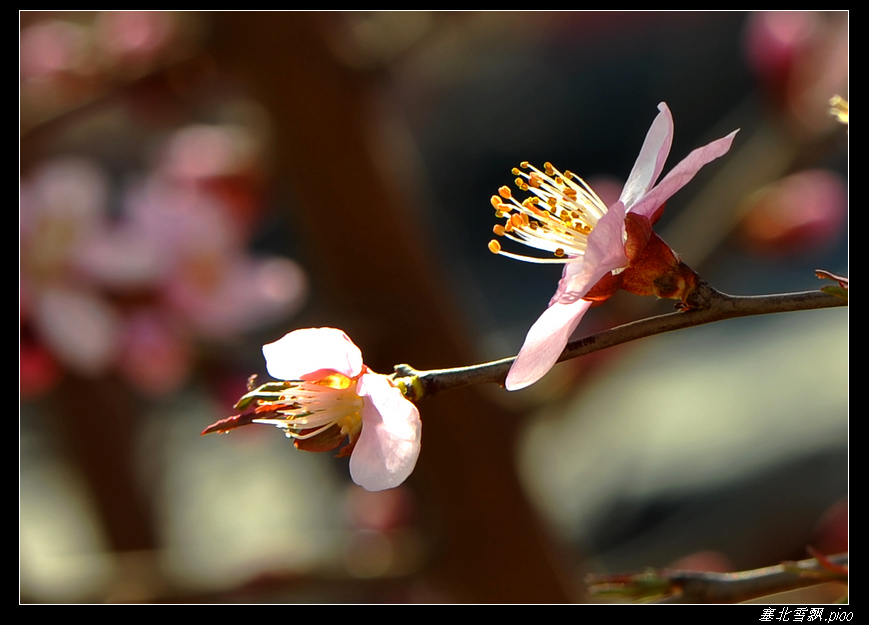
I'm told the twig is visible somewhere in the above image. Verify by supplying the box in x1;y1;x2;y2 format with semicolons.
393;286;846;401
585;552;848;603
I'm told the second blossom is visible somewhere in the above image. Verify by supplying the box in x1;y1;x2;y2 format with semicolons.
490;102;738;390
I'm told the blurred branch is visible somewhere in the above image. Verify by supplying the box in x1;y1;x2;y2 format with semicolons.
585;552;847;603
395;285;847;401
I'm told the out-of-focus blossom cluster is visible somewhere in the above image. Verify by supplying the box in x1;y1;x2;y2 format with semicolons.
740;12;848;258
21;124;307;398
743;11;848;132
20;11;198;130
21;12;308;399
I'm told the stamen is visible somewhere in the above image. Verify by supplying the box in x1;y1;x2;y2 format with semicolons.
247;375;364;445
488;161;612;264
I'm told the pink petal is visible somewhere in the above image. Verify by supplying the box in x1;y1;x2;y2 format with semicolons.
350;373;422;491
553;201;629;303
508;201;628;391
619;102;674;209
628;129;738;220
262;327;363;380
505;297;593;391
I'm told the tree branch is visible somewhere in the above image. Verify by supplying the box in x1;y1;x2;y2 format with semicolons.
393;286;846;401
585;552;848;603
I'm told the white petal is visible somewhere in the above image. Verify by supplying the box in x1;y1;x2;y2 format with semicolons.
350;374;422;491
262;328;363;380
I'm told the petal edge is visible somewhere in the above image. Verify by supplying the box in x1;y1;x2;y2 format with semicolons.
350;373;422;491
263;327;364;380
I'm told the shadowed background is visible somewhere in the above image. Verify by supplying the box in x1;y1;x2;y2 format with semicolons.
20;11;847;603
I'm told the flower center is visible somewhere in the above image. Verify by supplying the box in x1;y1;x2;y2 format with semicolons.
252;373;364;441
488;161;609;264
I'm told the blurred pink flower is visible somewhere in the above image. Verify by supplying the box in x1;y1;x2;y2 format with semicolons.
94;11;176;69
21;143;307;397
205;328;422;491
489;103;738;390
21;157;121;377
739;169;846;256
743;11;848;132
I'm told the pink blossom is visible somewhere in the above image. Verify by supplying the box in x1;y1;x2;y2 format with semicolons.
489;103;738;390
211;328;422;491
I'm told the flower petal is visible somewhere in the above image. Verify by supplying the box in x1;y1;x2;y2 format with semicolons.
262;327;363;380
628;129;738;220
508;201;628;391
350;373;422;491
552;200;629;303
505;296;593;391
619;102;674;209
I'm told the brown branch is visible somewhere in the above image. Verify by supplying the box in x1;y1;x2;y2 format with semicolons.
585;552;848;603
394;286;846;401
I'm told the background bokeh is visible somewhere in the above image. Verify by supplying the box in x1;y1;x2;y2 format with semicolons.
20;11;847;603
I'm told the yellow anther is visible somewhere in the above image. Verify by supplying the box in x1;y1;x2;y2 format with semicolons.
488;160;608;264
